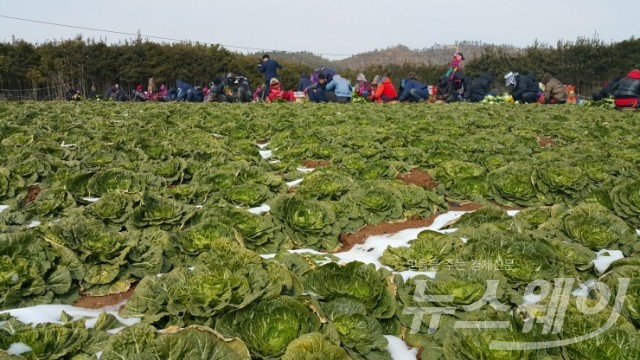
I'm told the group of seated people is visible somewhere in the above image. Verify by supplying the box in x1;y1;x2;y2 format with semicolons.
93;56;640;110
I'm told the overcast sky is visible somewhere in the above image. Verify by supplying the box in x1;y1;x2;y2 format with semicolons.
1;0;638;59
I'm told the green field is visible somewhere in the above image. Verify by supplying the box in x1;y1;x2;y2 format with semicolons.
1;102;639;359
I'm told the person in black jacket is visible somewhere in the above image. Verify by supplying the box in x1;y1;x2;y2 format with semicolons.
504;72;538;103
436;72;471;102
612;67;640;109
468;73;494;102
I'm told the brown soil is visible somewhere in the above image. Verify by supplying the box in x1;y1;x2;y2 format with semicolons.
537;136;556;148
337;200;522;252
302;159;331;168
396;168;438;189
338;213;438;252
73;286;136;309
21;184;42;205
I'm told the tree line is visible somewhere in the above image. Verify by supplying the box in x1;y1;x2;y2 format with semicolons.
0;35;638;100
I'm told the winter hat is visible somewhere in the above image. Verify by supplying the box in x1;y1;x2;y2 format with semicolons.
454;52;465;60
136;85;143;91
270;78;280;85
407;71;418;80
356;73;367;82
372;75;381;84
504;72;517;87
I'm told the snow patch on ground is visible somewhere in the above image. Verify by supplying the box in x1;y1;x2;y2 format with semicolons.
258;150;272;159
296;167;315;174
7;343;32;355
248;204;271;215
26;220;41;228
386;335;419;360
592;249;624;274
286;178;304;188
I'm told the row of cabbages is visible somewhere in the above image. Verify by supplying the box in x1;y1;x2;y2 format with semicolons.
1;102;640;359
1;203;639;359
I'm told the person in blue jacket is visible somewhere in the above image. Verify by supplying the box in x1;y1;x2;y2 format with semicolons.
257;54;282;100
325;74;353;103
398;72;429;102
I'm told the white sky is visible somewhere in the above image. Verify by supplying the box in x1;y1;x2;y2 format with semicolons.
0;0;638;59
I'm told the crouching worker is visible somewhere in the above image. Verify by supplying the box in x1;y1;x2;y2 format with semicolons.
468;73;494;102
504;72;538;103
612;67;640;110
266;78;294;103
370;75;398;103
325;75;353;103
541;73;567;104
398;72;429;102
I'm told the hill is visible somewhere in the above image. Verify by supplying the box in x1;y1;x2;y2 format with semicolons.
251;41;521;71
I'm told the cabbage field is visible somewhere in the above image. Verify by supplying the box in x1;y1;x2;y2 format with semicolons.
0;102;639;359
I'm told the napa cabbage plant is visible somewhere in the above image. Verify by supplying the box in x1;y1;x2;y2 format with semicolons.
381;230;464;271
270;194;341;252
215;296;321;359
297;169;354;201
560;203;637;252
282;332;351;360
488;163;537;207
301;261;396;319
0;167;25;202
0;231;75;309
87;168;146;196
100;323;251;360
346;181;403;225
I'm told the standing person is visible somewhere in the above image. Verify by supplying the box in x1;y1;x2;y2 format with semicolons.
257;54;282;100
541;73;567;104
370;74;398;103
325;74;353;103
398;72;429;102
445;52;465;79
612;67;640;109
468;73;494;102
504;72;539;103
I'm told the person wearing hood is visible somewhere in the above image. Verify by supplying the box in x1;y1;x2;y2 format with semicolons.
354;73;371;98
370;74;398;103
266;78;294;103
504;72;539;103
207;78;228;102
132;85;146;102
325;74;353;103
469;73;494;102
612;67;640;109
398;72;429;102
541;73;567;104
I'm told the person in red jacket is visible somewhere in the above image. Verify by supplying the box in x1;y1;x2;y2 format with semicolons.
612;67;640;109
266;78;294;103
370;75;398;103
